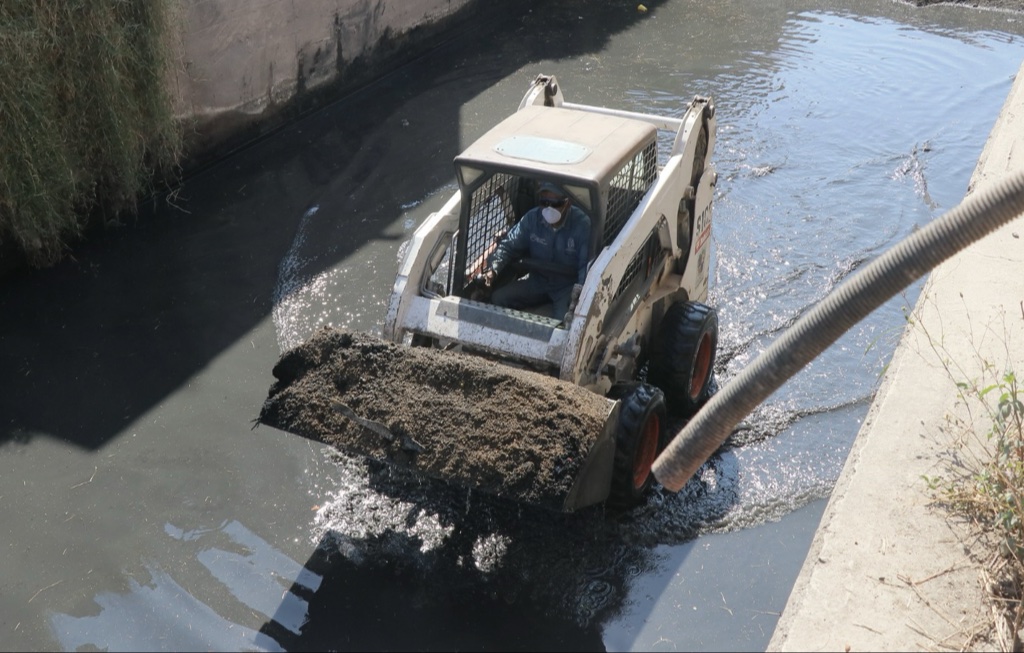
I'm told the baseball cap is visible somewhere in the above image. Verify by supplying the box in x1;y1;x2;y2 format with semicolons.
536;181;566;198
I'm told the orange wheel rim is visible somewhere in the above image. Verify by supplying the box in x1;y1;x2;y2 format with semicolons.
689;332;712;399
632;413;660;489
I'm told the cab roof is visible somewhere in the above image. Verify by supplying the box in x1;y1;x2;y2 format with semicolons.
454;105;658;186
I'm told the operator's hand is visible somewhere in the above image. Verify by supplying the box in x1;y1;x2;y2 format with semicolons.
483;269;496;287
563;284;584;326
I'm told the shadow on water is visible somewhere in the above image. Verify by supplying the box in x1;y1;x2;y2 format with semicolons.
255;449;741;651
0;0;673;451
45;452;742;652
42;462;727;651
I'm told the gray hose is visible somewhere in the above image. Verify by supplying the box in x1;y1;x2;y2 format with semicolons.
652;170;1024;492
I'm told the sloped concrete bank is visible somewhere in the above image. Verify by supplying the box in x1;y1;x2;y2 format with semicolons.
767;61;1024;651
168;0;480;171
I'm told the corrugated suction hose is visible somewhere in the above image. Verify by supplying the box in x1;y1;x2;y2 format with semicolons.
653;170;1024;492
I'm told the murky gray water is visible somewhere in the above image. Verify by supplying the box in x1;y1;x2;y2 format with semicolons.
3;1;1024;651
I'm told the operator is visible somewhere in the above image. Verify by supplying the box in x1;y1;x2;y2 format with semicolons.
481;181;591;321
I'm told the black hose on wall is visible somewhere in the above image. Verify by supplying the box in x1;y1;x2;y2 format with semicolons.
653;170;1024;492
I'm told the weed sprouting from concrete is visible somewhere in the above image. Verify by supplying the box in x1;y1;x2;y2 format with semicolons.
916;305;1024;651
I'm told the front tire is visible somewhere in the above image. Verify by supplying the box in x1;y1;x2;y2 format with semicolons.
607;383;667;514
647;301;718;418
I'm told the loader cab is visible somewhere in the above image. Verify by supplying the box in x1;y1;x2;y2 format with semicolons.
451;173;596;303
385;92;710;382
446;105;661;318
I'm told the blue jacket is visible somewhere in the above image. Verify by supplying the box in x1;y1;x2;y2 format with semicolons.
488;205;591;286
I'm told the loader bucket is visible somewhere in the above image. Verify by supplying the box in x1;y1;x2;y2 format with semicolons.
258;327;620;512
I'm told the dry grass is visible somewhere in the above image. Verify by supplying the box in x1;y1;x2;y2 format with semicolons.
918;306;1024;651
0;0;182;267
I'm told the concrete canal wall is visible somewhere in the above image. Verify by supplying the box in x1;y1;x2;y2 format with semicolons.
166;0;478;168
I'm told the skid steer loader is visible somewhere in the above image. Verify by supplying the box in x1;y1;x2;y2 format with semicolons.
260;74;720;514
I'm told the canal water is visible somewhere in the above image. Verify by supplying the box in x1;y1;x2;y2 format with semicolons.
2;1;1024;650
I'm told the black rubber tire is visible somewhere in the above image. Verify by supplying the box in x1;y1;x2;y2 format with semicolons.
647;301;718;418
606;383;667;513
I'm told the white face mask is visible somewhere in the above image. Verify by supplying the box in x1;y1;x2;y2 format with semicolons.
541;206;562;224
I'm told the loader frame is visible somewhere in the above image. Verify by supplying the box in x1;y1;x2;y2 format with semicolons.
378;74;718;511
384;74;717;399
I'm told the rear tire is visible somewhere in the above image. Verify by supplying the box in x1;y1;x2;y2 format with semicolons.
607;383;667;514
648;301;718;418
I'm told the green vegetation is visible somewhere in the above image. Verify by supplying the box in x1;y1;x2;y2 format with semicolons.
0;0;182;267
919;312;1024;651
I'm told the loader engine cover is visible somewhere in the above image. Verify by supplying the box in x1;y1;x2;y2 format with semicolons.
259;327;615;510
